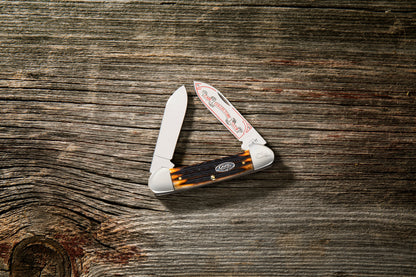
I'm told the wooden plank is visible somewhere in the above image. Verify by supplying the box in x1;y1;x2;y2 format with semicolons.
1;1;415;276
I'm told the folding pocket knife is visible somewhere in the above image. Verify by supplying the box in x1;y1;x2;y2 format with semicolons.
148;82;274;195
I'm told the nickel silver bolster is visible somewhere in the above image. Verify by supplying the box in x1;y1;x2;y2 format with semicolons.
249;144;274;170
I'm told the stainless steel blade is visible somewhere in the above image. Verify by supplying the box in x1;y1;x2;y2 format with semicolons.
150;85;187;173
194;81;266;150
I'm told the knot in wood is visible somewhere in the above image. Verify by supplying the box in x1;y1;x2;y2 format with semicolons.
10;236;71;277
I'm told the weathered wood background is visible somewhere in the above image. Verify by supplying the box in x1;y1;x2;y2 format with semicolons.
1;1;415;276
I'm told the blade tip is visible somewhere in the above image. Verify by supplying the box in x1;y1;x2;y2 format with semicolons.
173;85;187;98
193;81;205;88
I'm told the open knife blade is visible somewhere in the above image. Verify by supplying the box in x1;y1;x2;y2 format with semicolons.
149;85;187;174
194;81;266;150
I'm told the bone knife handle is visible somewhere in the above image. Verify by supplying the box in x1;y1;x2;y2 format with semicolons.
171;150;252;190
148;144;274;195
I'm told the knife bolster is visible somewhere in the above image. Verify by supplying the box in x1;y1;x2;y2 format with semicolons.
148;167;174;195
249;144;275;170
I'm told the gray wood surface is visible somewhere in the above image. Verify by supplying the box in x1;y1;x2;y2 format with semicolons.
1;1;415;276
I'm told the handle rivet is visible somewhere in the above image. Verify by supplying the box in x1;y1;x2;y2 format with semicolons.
211;175;216;181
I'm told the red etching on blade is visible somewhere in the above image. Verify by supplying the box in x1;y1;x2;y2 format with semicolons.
195;83;249;139
232;107;252;134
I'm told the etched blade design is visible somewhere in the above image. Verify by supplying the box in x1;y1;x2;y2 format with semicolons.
150;86;187;173
194;81;266;150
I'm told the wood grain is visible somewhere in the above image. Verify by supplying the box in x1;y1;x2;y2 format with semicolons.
1;1;415;276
